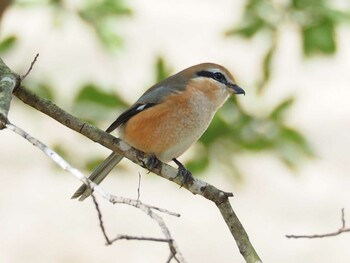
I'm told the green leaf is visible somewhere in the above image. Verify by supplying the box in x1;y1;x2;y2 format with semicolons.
75;83;127;108
186;150;209;174
85;157;106;172
240;137;274;151
78;0;132;50
226;17;266;38
73;84;128;124
97;25;124;50
270;97;295;121
292;0;326;9
79;0;132;20
155;57;172;82
258;41;276;92
279;127;313;156
200;114;232;145
302;17;336;55
0;35;17;54
28;82;55;101
52;144;69;160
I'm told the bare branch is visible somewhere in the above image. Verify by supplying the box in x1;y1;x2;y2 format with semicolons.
109;235;171;243
286;208;350;239
21;53;39;80
91;192;111;244
145;205;181;217
109;198;186;262
341;208;346;228
0;57;20;128
137;172;141;201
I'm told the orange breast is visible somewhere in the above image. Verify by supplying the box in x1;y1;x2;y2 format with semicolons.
122;92;192;161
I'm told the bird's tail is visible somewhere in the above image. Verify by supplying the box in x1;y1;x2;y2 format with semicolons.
71;152;124;201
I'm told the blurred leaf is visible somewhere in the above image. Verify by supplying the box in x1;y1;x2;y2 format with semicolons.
240;136;274;151
79;0;132;50
85;157;106;172
226;0;278;38
73;83;128;125
226;17;266;38
324;9;350;23
302;17;336;55
80;0;132;18
200;113;234;145
262;44;273;81
96;24;124;50
0;35;17;54
52;144;69;160
270;97;295;121
155;56;172;82
258;40;276;92
75;83;127;108
27;82;55;100
279;127;313;156
186;148;209;174
291;0;326;9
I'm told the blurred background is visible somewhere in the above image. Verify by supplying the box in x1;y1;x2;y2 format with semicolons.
1;0;350;262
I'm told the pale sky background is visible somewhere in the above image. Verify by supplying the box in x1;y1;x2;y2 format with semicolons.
1;0;350;263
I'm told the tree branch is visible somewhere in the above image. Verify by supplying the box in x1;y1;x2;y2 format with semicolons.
0;57;20;128
286;208;350;239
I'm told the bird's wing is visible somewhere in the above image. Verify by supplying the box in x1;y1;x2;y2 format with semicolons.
105;102;156;133
105;77;187;133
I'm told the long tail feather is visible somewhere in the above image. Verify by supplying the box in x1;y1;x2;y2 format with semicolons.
71;152;123;201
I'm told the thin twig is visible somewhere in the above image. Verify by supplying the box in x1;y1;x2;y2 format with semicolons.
137;172;141;201
146;205;181;217
109;235;171;244
286;208;350;239
21;53;39;80
341;208;345;228
91;192;111;244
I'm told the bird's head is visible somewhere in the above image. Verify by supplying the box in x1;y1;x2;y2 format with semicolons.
179;63;245;97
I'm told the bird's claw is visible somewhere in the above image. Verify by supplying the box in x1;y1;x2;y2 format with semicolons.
177;166;194;186
147;154;160;170
172;158;194;186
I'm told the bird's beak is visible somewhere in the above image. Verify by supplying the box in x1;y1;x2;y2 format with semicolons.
228;83;245;95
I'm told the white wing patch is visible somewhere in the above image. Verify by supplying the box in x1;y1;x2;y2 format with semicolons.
136;104;148;111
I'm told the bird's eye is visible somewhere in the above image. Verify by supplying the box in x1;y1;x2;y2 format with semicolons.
213;72;226;82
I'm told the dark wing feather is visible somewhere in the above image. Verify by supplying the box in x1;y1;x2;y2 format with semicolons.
105;103;156;133
106;74;187;133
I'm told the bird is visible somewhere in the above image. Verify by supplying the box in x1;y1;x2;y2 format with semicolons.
72;62;245;201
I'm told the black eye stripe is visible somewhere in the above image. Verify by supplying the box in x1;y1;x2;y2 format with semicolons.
197;70;227;84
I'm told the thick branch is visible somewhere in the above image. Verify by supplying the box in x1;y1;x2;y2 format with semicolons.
218;200;260;262
0;58;20;128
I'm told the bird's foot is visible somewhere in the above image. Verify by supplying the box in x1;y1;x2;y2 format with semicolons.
147;154;161;170
138;153;161;172
172;158;194;186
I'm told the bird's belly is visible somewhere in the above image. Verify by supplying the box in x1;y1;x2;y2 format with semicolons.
121;93;217;162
